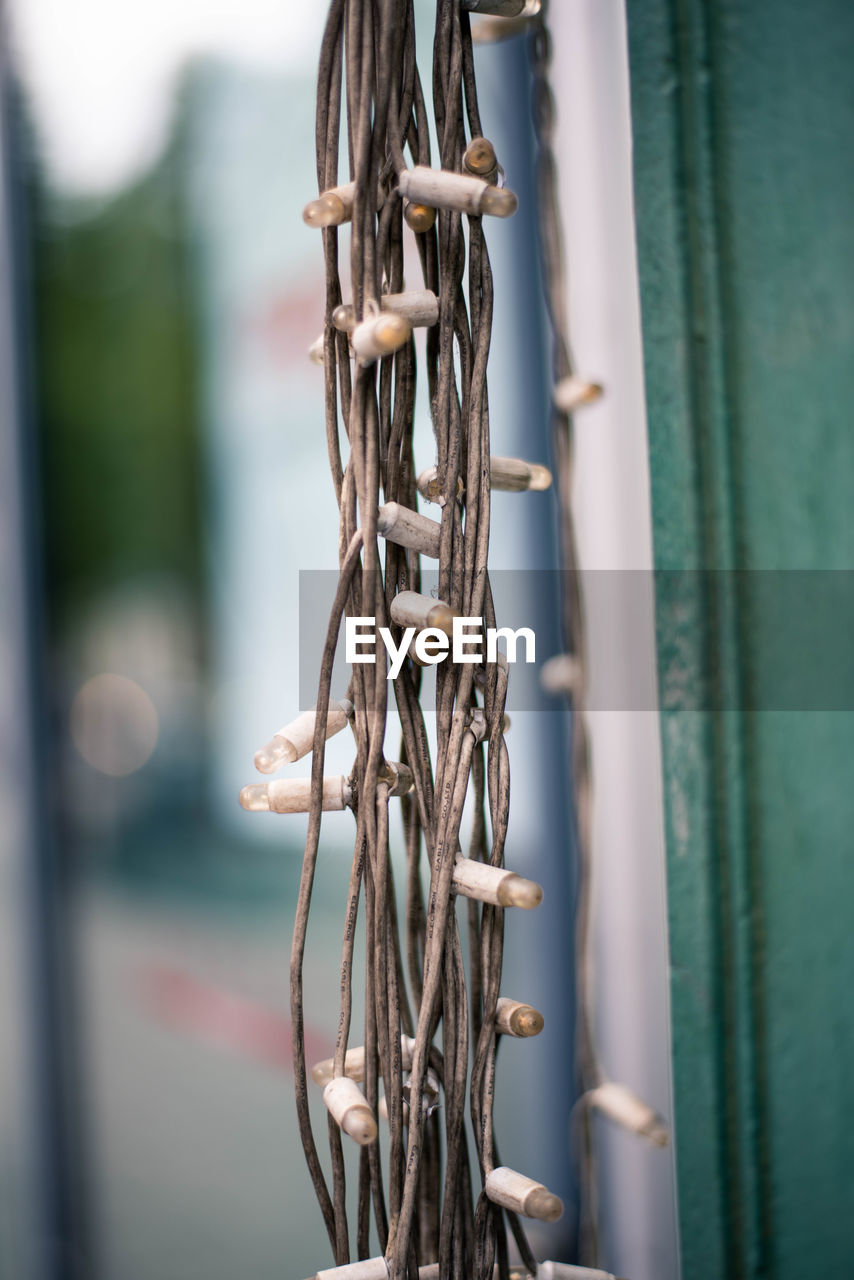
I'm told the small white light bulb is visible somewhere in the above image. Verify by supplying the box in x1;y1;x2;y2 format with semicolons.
484;1166;563;1222
452;856;543;909
322;1076;378;1146
553;375;604;413
253;700;353;775
494;997;545;1038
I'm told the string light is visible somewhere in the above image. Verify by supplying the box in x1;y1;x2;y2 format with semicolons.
239;777;351;813
540;653;582;698
586;1082;669;1148
416;455;551;500
484;1166;564;1222
527;16;633;1262
253;699;353;774
302;182;356;228
494;996;545;1037
463;137;499;185
398;166;518;218
322;1076;378;1146
351;312;412;364
302;180;385;229
452;856;543;909
333;290;439;333
377;760;415;797
389;590;457;636
403;200;437;233
487;456;552;491
268;3;598;1273
309;333;356;366
377;503;441;558
552;374;603;414
241;764;411;814
405;631;455;669
414;468;463;506
311;1035;418;1088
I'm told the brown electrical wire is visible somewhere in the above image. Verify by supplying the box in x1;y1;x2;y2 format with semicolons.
290;4;546;1279
528;4;602;1266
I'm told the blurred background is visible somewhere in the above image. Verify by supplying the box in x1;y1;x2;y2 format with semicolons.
0;4;630;1278
6;2;852;1279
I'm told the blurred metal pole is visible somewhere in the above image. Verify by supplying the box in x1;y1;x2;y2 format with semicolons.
0;23;90;1280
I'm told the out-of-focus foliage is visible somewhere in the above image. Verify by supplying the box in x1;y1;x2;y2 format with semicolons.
33;94;202;626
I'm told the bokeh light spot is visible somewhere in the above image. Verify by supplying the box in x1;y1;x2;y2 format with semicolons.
70;673;159;776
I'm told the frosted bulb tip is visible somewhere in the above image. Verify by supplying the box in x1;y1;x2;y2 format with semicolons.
527;463;552;491
239;784;270;812
527;1187;563;1222
464;137;497;177
342;1105;378;1146
332;303;354;332
426;603;457;637
303;193;346;228
498;874;543;909
404;201;436;232
310;1060;333;1087
481;186;518;218
253;735;295;774
512;1006;544;1037
553;376;605;412
375;314;411;352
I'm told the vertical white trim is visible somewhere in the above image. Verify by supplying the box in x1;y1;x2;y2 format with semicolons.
549;5;680;1278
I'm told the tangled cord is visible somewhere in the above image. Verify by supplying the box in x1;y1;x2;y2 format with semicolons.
237;3;672;1274
285;2;551;1278
528;5;675;1267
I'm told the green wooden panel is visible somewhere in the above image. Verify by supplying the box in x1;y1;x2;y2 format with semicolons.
626;2;854;1278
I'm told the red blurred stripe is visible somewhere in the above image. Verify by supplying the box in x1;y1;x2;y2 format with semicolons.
139;966;328;1073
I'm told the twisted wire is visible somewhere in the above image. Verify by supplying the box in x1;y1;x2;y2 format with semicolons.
289;3;533;1278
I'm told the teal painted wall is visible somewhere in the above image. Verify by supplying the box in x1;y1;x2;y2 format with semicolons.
626;2;854;1277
